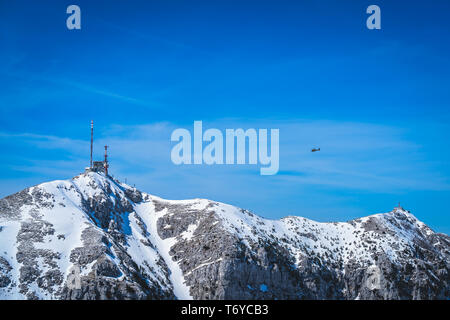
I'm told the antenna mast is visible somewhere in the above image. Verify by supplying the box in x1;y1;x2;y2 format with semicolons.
90;120;94;168
104;145;109;176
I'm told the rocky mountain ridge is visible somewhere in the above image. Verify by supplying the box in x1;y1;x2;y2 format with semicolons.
0;172;448;299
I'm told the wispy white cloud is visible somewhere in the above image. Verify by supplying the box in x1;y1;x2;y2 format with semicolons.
56;79;154;107
0;69;158;108
99;20;196;51
0;132;86;152
0;120;450;200
1;119;449;225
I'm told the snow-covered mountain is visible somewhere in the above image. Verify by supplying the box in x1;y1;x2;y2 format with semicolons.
0;172;448;300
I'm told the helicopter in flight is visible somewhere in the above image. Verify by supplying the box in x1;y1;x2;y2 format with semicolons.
311;147;320;152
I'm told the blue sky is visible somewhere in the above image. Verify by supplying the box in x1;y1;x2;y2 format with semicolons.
1;0;450;233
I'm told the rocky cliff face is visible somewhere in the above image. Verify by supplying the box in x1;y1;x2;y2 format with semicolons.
0;172;448;300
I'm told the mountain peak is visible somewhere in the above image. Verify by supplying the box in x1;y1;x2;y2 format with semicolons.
0;175;448;300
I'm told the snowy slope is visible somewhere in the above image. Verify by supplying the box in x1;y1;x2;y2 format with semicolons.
0;172;448;300
0;173;173;299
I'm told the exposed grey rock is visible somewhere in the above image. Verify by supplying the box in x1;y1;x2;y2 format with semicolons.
0;188;33;220
0;172;448;300
0;256;12;288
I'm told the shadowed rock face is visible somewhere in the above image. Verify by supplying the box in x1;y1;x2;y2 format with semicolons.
0;172;448;300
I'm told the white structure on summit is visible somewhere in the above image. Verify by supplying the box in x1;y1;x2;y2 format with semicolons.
85;120;110;175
